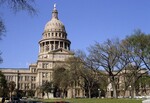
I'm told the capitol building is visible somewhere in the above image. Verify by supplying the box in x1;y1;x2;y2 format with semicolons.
1;4;84;98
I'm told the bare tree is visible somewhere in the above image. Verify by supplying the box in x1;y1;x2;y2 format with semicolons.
0;0;36;62
0;0;36;14
0;0;36;36
67;50;108;98
88;39;129;98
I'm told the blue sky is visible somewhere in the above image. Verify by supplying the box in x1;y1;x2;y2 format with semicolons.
0;0;150;68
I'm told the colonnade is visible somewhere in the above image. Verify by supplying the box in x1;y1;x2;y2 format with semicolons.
40;40;70;53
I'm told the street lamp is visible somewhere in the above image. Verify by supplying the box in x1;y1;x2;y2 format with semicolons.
98;89;101;98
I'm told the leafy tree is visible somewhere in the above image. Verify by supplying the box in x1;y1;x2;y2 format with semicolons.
36;86;43;97
53;66;71;98
16;90;25;98
42;81;53;99
65;55;84;98
121;30;150;97
8;81;16;99
0;71;8;97
27;89;35;97
119;65;147;98
124;30;150;71
136;75;150;95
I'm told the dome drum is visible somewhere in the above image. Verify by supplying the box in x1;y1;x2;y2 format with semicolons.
42;31;67;40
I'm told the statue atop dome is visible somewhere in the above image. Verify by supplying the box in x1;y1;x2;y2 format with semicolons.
52;3;58;19
54;3;56;8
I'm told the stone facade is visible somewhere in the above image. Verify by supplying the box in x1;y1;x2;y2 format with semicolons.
0;4;84;98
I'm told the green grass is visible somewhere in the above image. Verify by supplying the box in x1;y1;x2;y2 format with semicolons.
42;98;142;103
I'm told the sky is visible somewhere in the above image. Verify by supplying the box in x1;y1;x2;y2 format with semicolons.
0;0;150;68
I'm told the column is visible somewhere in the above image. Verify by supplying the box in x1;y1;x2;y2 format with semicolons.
49;41;51;51
54;41;56;50
59;41;60;48
68;44;70;50
16;75;18;89
39;45;41;53
43;42;44;52
44;42;46;52
63;42;65;49
67;43;68;50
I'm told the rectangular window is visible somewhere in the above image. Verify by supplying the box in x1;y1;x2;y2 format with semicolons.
19;83;23;89
31;76;36;81
25;76;29;81
25;83;29;90
19;76;23;81
42;63;48;69
32;68;36;73
42;73;48;78
8;76;13;81
31;83;36;89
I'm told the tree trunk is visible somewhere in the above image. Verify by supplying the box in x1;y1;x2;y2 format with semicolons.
88;88;91;98
123;90;125;98
71;87;74;98
111;79;117;98
112;84;117;98
47;92;49;99
10;92;12;101
131;86;136;98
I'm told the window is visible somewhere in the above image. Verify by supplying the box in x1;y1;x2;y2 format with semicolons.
45;34;47;38
25;76;29;81
42;72;48;78
7;76;13;81
62;34;64;38
42;63;48;69
56;33;57;37
60;42;63;47
31;83;36;89
25;83;29;90
31;76;36;81
19;83;23;89
32;68;36;73
19;76;23;81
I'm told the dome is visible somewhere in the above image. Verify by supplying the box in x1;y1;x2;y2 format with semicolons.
44;18;66;32
44;4;66;32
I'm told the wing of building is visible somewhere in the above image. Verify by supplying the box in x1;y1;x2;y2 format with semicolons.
0;4;84;98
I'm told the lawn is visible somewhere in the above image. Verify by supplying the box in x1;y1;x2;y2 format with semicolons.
43;98;142;103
